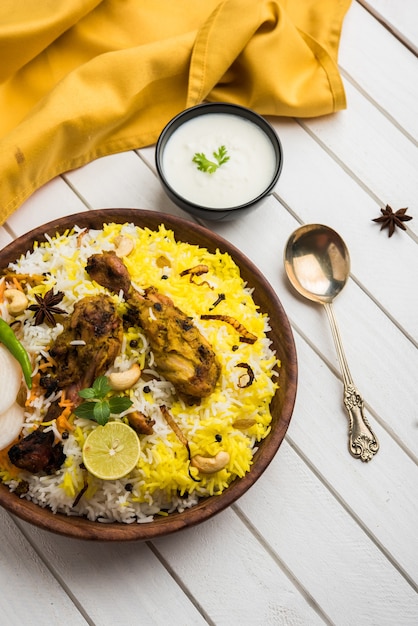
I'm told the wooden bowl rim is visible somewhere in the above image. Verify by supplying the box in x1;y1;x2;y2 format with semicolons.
0;209;297;541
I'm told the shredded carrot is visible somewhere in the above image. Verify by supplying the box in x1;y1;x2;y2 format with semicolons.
3;273;44;286
26;372;41;405
0;279;5;303
11;276;24;291
58;390;71;407
56;406;75;433
55;391;75;433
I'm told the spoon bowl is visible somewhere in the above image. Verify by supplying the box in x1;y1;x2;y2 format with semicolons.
284;224;379;462
284;224;350;304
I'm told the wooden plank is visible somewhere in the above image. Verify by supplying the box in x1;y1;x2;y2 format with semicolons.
5;177;89;237
0;509;88;625
11;518;209;626
300;83;418;230
0;227;13;249
13;509;324;626
287;332;418;582
357;0;418;54
152;508;327;625
341;2;418;140
237;441;418;624
63;151;194;222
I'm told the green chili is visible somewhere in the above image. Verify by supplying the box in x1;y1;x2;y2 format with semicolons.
0;317;32;388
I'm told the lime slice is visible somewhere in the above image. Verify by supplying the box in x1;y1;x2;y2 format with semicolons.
82;421;140;481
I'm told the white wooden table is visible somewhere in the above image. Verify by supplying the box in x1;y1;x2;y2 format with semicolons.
1;2;417;624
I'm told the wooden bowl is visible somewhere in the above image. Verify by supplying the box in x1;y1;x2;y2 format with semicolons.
0;209;297;541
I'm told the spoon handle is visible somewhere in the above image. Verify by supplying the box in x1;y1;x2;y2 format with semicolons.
324;303;379;462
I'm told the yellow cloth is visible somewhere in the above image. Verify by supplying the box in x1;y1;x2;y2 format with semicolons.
0;0;351;224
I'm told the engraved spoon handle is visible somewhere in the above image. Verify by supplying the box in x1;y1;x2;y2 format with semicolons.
324;303;379;462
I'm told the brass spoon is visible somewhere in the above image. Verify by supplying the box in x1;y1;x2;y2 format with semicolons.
284;224;379;462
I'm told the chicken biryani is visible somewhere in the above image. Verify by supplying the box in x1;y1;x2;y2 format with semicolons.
0;222;279;523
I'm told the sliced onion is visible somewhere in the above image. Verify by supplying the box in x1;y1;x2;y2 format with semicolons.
0;402;25;450
0;344;22;414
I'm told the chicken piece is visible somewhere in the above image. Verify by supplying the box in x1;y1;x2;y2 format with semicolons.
85;251;131;298
8;429;65;474
127;287;220;402
42;294;123;404
85;254;220;402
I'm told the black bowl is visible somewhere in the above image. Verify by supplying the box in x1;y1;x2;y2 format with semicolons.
155;103;283;221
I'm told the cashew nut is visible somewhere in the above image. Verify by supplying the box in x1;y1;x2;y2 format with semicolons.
114;236;134;258
108;364;141;390
4;289;29;316
190;451;230;474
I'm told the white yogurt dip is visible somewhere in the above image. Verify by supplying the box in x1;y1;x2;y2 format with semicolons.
161;113;277;209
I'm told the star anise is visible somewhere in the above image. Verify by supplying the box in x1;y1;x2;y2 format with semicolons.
28;289;67;326
372;204;412;237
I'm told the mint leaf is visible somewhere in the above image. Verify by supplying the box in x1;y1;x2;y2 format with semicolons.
73;401;96;420
73;399;110;425
109;397;133;414
93;401;110;425
78;387;97;400
77;376;111;401
74;376;134;426
92;375;112;398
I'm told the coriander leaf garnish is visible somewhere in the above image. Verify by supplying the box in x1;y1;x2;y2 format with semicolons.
214;145;229;165
192;145;230;174
74;375;133;425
